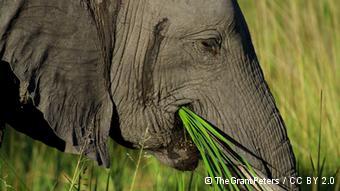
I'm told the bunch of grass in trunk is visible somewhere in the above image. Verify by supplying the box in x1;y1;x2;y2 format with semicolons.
179;106;261;191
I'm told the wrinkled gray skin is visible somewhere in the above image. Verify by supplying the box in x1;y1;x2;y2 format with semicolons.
0;0;297;189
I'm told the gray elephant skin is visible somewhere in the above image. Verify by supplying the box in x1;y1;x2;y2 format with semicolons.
0;0;298;190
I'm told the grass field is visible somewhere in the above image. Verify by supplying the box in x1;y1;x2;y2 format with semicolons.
0;0;339;190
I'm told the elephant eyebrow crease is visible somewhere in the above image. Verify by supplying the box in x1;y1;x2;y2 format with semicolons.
141;18;169;103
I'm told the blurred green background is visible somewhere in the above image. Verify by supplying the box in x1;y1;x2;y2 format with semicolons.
0;0;339;190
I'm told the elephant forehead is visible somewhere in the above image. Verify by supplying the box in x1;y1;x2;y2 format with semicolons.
148;0;233;34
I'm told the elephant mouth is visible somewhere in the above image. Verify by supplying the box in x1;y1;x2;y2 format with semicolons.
152;105;200;171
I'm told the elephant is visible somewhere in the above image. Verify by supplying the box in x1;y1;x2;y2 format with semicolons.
0;0;298;190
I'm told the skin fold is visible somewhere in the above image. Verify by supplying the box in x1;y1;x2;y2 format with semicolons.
0;0;298;189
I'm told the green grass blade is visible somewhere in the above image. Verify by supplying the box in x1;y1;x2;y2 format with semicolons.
179;106;259;191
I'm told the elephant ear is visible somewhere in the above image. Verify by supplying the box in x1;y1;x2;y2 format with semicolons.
0;0;116;166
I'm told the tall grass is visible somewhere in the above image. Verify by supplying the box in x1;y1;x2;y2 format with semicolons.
241;0;339;190
0;0;339;190
241;0;339;172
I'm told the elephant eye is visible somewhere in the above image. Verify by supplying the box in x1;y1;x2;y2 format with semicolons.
200;38;221;55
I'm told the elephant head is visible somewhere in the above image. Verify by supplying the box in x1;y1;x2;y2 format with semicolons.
0;0;297;189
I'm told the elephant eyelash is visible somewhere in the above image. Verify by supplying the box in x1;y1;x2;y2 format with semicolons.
200;38;221;55
201;38;221;55
187;36;222;58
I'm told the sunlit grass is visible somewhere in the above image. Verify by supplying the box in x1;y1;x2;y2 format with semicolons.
0;0;339;190
240;0;339;180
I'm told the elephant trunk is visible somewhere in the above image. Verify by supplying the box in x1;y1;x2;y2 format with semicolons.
192;56;298;189
235;79;297;184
